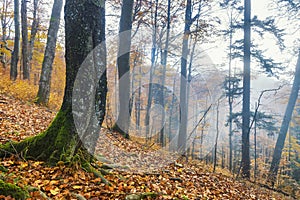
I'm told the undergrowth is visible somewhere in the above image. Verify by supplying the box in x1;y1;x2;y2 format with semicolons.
0;73;63;110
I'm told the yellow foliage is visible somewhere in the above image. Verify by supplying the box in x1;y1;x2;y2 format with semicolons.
0;45;65;110
0;75;38;101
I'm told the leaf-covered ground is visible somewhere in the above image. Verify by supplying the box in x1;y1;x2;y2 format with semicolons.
0;93;295;199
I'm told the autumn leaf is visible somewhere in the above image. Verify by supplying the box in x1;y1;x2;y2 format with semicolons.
50;187;60;195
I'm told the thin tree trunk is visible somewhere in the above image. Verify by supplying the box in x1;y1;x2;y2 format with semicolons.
145;0;159;141
114;0;134;139
21;0;29;80
0;0;9;68
268;49;300;186
213;99;220;172
36;0;63;105
254;102;257;182
168;74;177;151
28;0;39;64
136;64;142;130
228;11;234;172
10;0;20;80
241;0;251;179
131;59;136;130
158;0;171;147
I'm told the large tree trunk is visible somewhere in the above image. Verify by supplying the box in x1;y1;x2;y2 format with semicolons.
241;0;251;179
36;0;63;105
1;0;107;165
10;0;20;81
113;0;134;138
177;0;191;154
21;0;29;80
267;49;300;186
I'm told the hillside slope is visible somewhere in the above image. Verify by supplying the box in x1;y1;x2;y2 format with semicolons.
0;92;295;199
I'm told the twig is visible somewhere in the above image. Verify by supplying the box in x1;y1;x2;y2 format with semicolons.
236;85;285;180
249;84;285;133
187;104;212;141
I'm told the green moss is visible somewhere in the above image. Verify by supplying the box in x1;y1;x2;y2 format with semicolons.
0;165;8;173
0;180;29;199
82;162;111;185
0;108;78;165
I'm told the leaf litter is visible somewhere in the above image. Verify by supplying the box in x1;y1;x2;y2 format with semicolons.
0;93;295;199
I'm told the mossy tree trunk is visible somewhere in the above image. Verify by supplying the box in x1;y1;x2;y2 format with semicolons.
1;0;107;165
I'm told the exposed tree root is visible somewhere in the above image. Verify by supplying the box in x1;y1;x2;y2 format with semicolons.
0;109;77;165
82;162;111;186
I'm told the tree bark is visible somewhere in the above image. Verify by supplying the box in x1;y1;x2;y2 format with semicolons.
10;0;20;80
113;0;134;138
241;0;251;179
145;0;159;141
268;49;300;186
159;0;171;147
28;0;39;64
36;0;63;105
228;10;234;172
213;99;220;172
21;0;29;80
0;0;12;68
177;0;191;154
1;0;107;164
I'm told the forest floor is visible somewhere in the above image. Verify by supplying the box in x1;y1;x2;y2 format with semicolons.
0;92;296;199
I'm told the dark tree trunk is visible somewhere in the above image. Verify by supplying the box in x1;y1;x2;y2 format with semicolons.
177;0;191;154
168;74;178;151
1;0;107;164
268;49;300;186
228;11;234;172
21;0;29;80
254;102;257;181
213;99;220;172
28;0;39;64
137;65;142;130
10;0;20;80
241;0;251;179
36;0;63;105
113;0;134;138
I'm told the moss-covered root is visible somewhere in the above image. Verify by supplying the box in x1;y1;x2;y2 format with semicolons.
0;180;29;200
82;162;111;186
125;192;158;200
0;109;77;164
